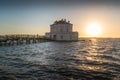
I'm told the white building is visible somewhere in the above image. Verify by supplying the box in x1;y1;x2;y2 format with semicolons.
45;19;78;41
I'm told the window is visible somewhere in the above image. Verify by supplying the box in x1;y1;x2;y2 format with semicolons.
60;29;63;32
61;35;63;39
67;28;68;32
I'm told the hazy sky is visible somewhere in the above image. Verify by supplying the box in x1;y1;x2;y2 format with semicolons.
0;0;120;37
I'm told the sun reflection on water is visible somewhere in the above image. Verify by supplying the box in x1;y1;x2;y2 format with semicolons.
76;38;107;72
77;64;106;72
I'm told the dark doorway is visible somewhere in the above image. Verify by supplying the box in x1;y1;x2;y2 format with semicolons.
53;35;56;40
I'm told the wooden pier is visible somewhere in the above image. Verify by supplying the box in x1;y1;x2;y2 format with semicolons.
0;34;49;46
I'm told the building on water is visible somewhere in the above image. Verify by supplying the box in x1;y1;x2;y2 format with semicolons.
45;19;78;41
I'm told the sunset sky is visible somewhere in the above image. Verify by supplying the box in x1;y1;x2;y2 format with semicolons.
0;0;120;37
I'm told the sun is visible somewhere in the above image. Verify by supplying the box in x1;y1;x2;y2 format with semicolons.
86;23;102;37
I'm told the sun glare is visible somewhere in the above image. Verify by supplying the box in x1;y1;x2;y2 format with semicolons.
86;23;101;37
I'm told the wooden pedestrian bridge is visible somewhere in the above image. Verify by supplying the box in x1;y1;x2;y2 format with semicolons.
0;34;50;46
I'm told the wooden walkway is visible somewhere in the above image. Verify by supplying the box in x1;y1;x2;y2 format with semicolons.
0;35;49;46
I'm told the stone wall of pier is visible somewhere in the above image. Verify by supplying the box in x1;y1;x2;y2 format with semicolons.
0;35;49;46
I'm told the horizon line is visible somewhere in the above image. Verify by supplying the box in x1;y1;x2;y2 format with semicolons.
0;34;120;38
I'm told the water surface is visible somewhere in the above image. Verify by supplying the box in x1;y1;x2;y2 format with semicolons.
0;38;120;80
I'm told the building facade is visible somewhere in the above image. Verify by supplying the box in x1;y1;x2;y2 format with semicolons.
45;19;78;41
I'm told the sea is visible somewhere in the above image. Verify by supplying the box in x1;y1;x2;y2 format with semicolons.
0;38;120;80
